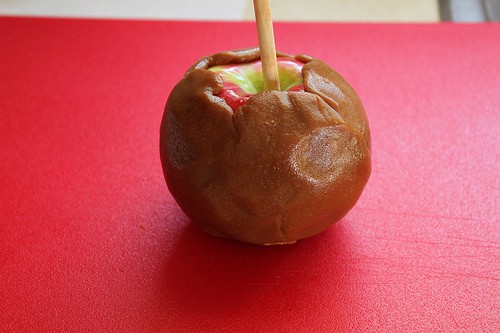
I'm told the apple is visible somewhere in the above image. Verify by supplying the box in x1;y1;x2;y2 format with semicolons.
160;48;371;245
208;58;305;111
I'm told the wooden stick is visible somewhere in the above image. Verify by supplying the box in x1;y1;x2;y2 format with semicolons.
253;0;280;91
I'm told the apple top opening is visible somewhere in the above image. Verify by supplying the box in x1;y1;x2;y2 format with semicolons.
208;57;304;111
208;57;304;94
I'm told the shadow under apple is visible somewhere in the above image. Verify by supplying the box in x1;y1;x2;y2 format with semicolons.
157;216;361;330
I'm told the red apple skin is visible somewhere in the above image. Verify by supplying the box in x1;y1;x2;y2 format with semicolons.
160;48;371;245
217;83;253;111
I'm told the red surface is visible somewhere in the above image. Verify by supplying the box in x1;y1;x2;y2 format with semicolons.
0;17;499;332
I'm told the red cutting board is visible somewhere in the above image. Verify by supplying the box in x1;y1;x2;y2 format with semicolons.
0;17;499;332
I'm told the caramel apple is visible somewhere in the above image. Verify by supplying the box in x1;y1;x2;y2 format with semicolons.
160;48;371;245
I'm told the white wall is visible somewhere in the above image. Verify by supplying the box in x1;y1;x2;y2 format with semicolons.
0;0;439;22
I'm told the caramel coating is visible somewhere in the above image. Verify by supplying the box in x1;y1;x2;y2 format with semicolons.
160;48;371;245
